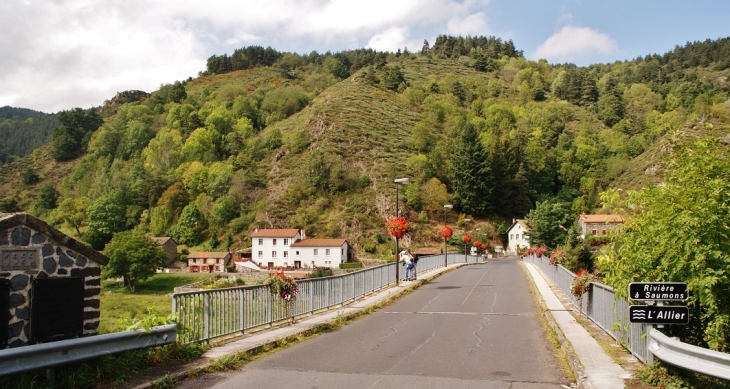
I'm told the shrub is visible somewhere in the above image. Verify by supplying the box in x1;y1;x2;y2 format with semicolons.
308;267;334;278
339;262;363;270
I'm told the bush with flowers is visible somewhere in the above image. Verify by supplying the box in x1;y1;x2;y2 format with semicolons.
549;249;565;266
571;269;598;300
534;245;548;258
265;274;299;302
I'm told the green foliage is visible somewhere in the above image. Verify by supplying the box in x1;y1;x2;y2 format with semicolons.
33;183;59;211
308;267;334;277
525;199;572;249
339;262;363;269
50;108;103;161
598;135;730;351
84;190;128;250
21;168;39;185
103;229;167;292
0;107;58;163
171;203;206;246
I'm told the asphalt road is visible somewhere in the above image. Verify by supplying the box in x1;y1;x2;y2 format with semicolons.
179;256;573;388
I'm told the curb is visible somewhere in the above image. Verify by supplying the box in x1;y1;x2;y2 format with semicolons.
521;262;590;389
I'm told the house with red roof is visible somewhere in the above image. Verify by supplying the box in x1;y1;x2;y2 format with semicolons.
187;251;231;273
250;228;349;269
578;214;624;237
290;238;348;268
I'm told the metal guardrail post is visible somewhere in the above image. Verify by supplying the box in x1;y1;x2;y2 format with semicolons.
204;293;211;342
239;289;245;334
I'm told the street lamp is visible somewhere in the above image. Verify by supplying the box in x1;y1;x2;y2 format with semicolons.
443;204;452;223
463;218;471;261
475;228;481;258
394;177;410;285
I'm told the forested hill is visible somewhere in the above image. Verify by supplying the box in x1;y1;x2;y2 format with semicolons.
0;106;57;163
0;35;728;260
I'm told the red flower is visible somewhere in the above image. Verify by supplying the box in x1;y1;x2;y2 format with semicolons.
473;240;481;247
481;243;487;250
462;234;472;243
439;225;453;239
386;217;409;239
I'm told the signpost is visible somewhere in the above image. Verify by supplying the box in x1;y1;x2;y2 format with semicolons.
628;282;688;325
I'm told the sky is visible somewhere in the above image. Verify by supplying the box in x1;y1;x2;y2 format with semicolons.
2;0;729;113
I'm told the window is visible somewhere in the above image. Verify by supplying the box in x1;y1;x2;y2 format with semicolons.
258;251;263;258
326;249;330;256
296;251;300;256
510;234;514;240
341;249;344;255
258;239;263;245
314;249;319;256
522;234;525;240
272;251;277;257
592;229;597;235
283;251;288;258
284;239;289;245
273;239;277;246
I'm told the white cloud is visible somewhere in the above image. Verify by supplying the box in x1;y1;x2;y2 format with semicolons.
531;25;618;64
0;0;493;112
446;12;490;36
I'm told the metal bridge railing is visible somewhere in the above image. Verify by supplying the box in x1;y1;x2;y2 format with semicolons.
173;254;483;344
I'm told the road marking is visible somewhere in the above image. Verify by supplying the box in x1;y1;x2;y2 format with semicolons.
462;270;488;305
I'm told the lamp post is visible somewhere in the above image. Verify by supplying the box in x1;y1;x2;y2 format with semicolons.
474;227;481;258
443;204;453;267
463;218;471;261
394;177;409;285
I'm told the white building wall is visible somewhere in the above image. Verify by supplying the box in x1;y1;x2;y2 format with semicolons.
292;244;348;268
251;231;303;268
507;224;530;253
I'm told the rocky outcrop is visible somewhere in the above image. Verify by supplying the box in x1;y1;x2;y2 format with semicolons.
102;90;151;115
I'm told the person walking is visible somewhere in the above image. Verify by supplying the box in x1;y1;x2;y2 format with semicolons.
400;250;413;281
411;253;419;280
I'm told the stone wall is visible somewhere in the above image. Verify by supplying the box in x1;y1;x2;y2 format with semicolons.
0;224;101;348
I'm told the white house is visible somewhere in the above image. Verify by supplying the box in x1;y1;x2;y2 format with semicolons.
506;219;530;254
290;239;349;269
250;228;305;269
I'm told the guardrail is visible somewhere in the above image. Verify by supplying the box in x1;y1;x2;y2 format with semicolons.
173;254;483;344
0;324;176;378
524;254;730;380
648;328;730;380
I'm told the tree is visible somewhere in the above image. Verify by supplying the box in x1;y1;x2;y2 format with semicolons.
56;197;91;236
450;122;491;215
524;199;571;249
21;168;39;185
34;184;59;211
172;203;206;246
50;108;103;161
103;230;167;292
84;190;127;250
598;135;730;351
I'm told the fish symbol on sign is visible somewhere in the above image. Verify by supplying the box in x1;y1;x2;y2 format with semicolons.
632;309;647;319
634;292;639;299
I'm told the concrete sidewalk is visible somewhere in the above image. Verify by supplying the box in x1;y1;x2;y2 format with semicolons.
524;262;633;389
128;259;633;389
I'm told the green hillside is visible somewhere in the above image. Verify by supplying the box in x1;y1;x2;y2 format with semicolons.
0;106;58;163
1;36;729;260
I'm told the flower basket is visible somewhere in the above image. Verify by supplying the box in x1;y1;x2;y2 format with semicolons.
571;269;598;300
386;217;409;239
439;225;453;239
549;249;565;266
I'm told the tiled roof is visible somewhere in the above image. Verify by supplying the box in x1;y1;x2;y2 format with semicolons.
580;214;624;223
187;252;231;259
250;229;301;238
507;219;529;232
290;239;346;247
152;237;175;245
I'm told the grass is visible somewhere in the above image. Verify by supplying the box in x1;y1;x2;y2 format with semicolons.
100;273;214;334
